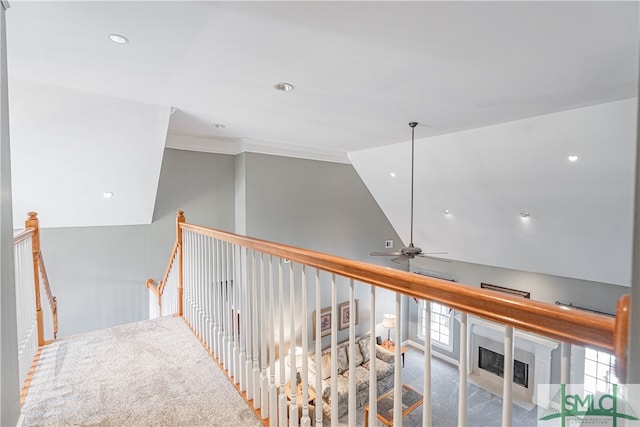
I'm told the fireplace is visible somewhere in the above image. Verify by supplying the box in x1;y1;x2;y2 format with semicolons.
478;346;529;388
468;316;558;409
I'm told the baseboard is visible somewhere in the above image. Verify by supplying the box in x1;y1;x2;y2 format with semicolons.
406;339;459;367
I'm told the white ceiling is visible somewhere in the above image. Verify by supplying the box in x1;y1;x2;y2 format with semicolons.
5;1;639;284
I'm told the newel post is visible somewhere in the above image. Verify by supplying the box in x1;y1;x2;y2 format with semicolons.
176;211;185;317
25;212;44;347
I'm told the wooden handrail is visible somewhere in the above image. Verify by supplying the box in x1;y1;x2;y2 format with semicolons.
146;240;180;312
37;252;58;340
181;222;622;361
25;212;45;347
13;212;58;346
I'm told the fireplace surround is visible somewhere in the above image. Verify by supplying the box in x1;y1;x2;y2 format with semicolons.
467;316;558;409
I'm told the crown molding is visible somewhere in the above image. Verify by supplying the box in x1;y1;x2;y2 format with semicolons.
166;133;351;164
165;134;240;155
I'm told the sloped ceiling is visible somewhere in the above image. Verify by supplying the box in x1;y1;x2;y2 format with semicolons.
5;1;639;284
350;99;637;286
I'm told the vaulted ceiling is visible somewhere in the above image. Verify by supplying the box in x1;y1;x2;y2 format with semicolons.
6;1;639;285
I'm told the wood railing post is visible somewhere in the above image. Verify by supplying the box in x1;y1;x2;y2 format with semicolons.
177;211;185;317
25;212;44;347
614;294;630;382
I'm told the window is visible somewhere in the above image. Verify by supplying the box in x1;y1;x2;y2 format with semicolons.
418;300;453;350
583;347;619;395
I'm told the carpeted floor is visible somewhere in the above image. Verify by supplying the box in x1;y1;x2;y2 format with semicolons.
21;316;538;426
20;316;261;427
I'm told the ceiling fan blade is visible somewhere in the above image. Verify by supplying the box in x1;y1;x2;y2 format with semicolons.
423;252;448;255
391;255;411;264
416;253;452;263
370;251;403;256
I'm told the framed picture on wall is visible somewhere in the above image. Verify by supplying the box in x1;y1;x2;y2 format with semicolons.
313;307;332;339
338;300;359;330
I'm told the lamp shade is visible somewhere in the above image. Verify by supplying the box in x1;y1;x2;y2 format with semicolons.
382;313;396;329
287;346;303;368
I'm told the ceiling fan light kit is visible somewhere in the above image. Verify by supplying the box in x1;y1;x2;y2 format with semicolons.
370;122;450;264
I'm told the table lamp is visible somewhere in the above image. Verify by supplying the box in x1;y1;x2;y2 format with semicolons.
382;313;396;343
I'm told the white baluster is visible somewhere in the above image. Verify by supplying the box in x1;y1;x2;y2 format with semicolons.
217;239;224;368
198;234;204;341
244;247;253;399
288;261;298;426
347;280;356;426
423;300;432;426
268;255;278;426
231;243;237;379
213;238;220;360
459;312;468;427
502;325;514;427
393;292;402;427
226;242;233;375
220;240;227;369
260;253;269;419
368;285;376;427
330;274;338;427
245;248;253;401
232;243;239;381
278;258;288;427
300;266;310;427
238;245;246;392
252;250;261;408
561;342;571;384
315;269;324;427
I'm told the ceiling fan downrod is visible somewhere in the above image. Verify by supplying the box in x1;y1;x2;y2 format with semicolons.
409;121;417;246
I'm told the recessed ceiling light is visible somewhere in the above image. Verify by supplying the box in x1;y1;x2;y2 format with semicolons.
108;34;129;44
273;82;294;92
443;209;451;216
389;172;396;178
102;191;114;199
520;211;530;218
568;155;579;162
213;123;226;129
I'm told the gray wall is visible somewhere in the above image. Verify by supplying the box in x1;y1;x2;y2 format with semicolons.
39;149;235;337
241;152;407;347
37;149;402;339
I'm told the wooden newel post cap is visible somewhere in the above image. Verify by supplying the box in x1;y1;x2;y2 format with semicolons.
27;212;38;220
176;211;185;221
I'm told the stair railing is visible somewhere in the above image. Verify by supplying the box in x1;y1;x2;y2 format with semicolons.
146;211;184;318
149;211;630;427
13;212;57;405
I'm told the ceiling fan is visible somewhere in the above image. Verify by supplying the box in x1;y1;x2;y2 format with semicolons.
370;122;450;265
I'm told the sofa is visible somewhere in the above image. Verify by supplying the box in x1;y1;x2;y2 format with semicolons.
307;334;395;420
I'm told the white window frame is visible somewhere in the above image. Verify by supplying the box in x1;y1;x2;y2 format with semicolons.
418;300;453;351
583;347;619;395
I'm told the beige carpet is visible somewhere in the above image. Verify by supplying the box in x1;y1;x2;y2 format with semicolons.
20;316;261;427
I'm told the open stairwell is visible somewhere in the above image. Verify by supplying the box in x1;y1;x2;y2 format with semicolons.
13;211;634;427
20;316;261;427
